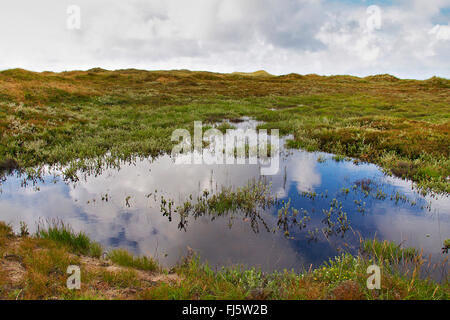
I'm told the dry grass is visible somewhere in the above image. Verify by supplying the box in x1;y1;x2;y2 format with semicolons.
0;222;180;300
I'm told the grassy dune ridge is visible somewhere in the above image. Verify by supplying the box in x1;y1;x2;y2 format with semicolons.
0;68;448;193
0;221;448;300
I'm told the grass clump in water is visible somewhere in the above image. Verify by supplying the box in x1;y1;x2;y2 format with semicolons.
443;239;450;254
160;178;276;233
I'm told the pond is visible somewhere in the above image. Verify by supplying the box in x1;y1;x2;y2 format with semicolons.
0;118;448;278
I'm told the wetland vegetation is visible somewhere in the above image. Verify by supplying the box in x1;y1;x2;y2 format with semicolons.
0;68;448;300
0;221;447;300
0;68;448;194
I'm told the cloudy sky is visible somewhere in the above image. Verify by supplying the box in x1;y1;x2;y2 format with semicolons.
0;0;449;79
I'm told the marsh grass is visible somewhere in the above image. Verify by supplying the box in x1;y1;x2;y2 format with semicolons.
161;179;357;240
0;222;13;250
160;178;276;233
141;250;448;300
361;239;418;262
100;269;139;288
35;219;102;257
0;69;448;194
0;221;13;238
0;219;447;300
16;237;81;299
107;249;159;271
442;239;450;254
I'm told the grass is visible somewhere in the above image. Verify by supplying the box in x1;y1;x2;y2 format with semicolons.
361;239;418;262
0;69;448;194
0;222;13;255
0;221;13;238
0;69;448;298
0;219;447;300
100;269;139;288
140;251;448;300
160;178;275;232
35;219;102;258
444;239;450;254
107;249;158;271
160;179;354;239
15;238;81;299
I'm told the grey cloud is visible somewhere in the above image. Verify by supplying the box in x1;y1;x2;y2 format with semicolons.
257;0;327;51
0;0;448;78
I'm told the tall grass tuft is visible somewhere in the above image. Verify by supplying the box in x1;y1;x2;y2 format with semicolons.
0;221;13;238
361;238;418;262
107;249;159;271
35;219;102;257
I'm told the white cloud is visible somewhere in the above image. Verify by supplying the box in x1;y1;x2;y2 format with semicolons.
429;24;450;41
0;0;448;79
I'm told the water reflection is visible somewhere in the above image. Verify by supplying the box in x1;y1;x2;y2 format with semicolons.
0;120;448;275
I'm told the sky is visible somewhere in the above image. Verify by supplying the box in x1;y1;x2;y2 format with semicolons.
0;0;449;79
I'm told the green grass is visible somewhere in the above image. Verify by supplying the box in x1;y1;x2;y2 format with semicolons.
0;69;448;194
100;269;139;288
141;251;448;300
361;239;418;262
0;219;447;300
160;178;276;233
444;239;450;253
35;219;102;257
107;249;159;271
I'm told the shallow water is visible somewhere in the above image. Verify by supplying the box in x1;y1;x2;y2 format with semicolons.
0;119;448;276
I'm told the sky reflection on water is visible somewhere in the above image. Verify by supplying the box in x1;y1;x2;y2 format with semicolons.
0;122;448;274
